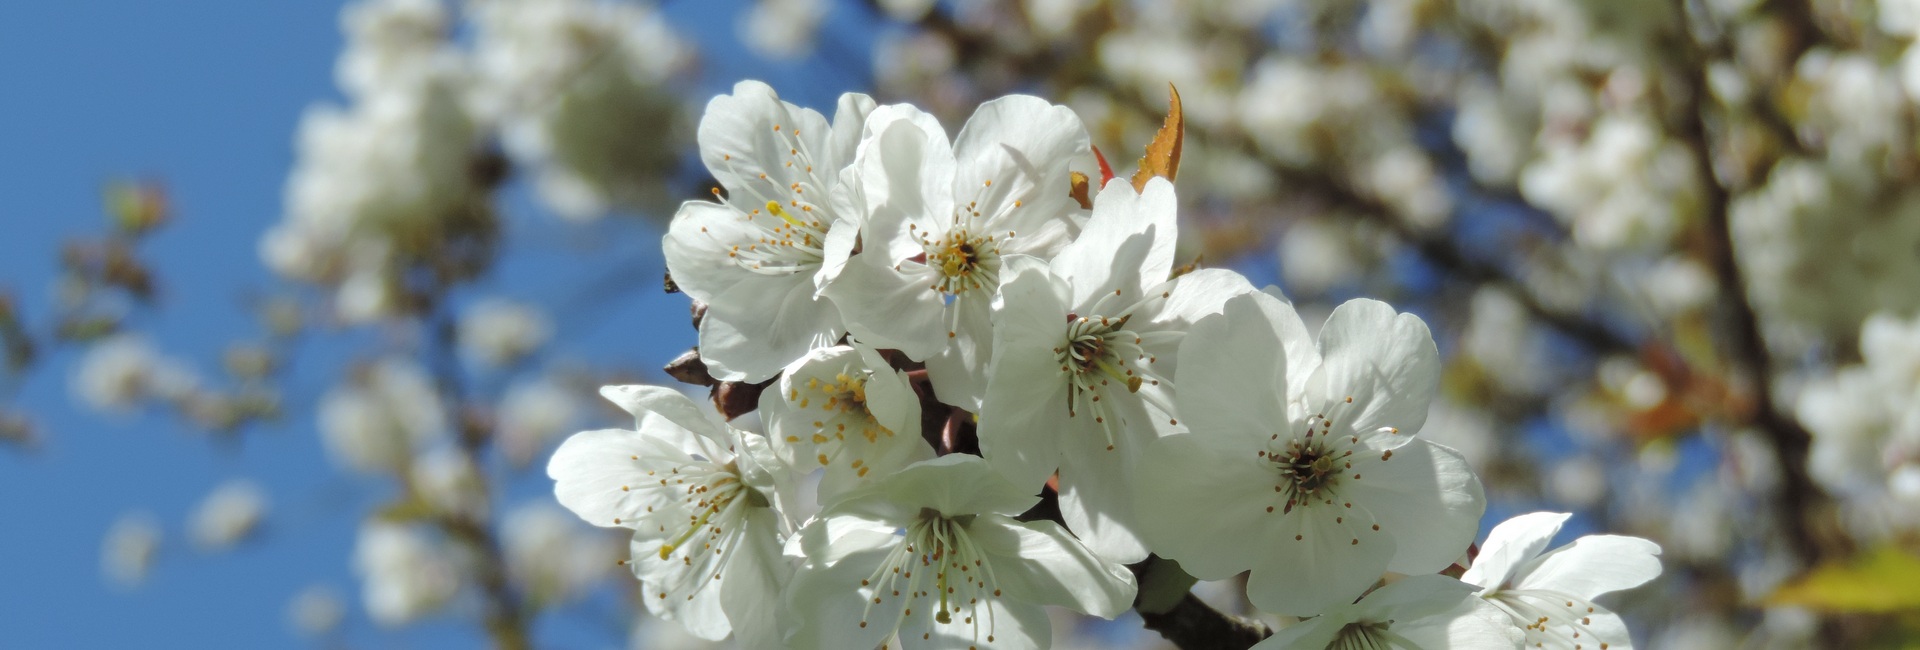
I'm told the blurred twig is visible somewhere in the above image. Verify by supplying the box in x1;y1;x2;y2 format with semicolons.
1670;0;1834;569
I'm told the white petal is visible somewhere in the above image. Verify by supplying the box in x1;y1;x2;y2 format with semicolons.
1243;506;1395;617
1056;437;1151;564
1173;293;1300;450
826;92;879;169
971;515;1137;619
1393;597;1526;649
1312;298;1440;439
547;428;695;528
925;292;994;410
783;546;898;650
598;385;729;448
900;590;1052;650
854;107;956;263
951;95;1089;237
1251;610;1345;649
1342;439;1486;576
788;513;898;568
1049;177;1177;306
1132;433;1290;581
822;252;946;360
978;256;1074;489
662;200;768;303
697;279;844;383
1460;512;1570;591
1513;534;1663;600
857;343;923;441
853;454;1039;518
696;80;836;206
718;507;793;649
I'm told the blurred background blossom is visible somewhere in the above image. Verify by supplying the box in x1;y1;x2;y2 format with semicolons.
7;0;1920;647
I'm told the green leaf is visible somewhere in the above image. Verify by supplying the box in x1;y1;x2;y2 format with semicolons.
1770;546;1920;613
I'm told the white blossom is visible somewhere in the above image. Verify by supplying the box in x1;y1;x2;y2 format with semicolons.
548;385;796;646
318;359;448;473
502;502;622;605
498;375;585;468
663;80;876;382
287;584;347;636
760;344;934;499
784;455;1137;649
458;298;551;367
978;177;1252;562
1461;512;1663;649
101;512;162;589
1254;574;1523;649
188;479;269;550
468;0;688;219
823;98;1091;409
354;521;462;626
1135;293;1486;616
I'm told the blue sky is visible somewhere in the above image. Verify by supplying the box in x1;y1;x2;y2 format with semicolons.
0;1;883;646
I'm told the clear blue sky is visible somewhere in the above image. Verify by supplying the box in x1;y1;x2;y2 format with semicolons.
0;1;889;647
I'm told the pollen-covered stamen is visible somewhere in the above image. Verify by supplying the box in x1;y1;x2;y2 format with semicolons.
1262;397;1375;515
1485;590;1621;650
635;457;768;601
1051;282;1186;451
856;509;1003;645
784;367;897;477
703;121;837;276
918;226;1004;297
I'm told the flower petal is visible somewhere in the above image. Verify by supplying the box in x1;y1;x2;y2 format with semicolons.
547;428;695;528
1049;177;1177;306
967;514;1138;618
1312;298;1439;439
952;95;1089;237
978;256;1074;489
1514;534;1663;600
822;253;946;360
1056;436;1151;564
697;278;844;383
696;80;835;207
1173;292;1302;450
925;291;995;410
1460;511;1570;592
1341;439;1486;576
1132;432;1289;581
1244;507;1395;617
719;507;793;649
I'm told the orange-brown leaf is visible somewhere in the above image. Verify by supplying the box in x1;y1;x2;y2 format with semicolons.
1130;84;1184;191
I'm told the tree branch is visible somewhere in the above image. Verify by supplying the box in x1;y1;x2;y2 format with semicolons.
1669;0;1833;567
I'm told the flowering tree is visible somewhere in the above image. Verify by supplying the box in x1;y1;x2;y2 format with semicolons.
13;0;1920;648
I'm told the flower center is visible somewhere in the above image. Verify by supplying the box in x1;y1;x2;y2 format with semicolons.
918;225;1002;297
856;509;1003;645
783;370;896;475
1054;313;1161;450
1260;400;1377;516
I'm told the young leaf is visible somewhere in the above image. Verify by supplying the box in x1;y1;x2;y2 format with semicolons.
1130;84;1184;191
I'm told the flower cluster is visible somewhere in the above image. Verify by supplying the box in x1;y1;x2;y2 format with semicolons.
545;82;1667;649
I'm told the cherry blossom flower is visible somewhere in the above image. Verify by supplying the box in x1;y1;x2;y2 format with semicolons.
1254;574;1523;649
1134;292;1485;616
759;344;934;500
977;177;1252;562
821;97;1090;409
1460;512;1663;650
663;80;877;382
547;385;797;646
783;455;1136;649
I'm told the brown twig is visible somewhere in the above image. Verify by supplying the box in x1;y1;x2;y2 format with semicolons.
1668;0;1832;568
